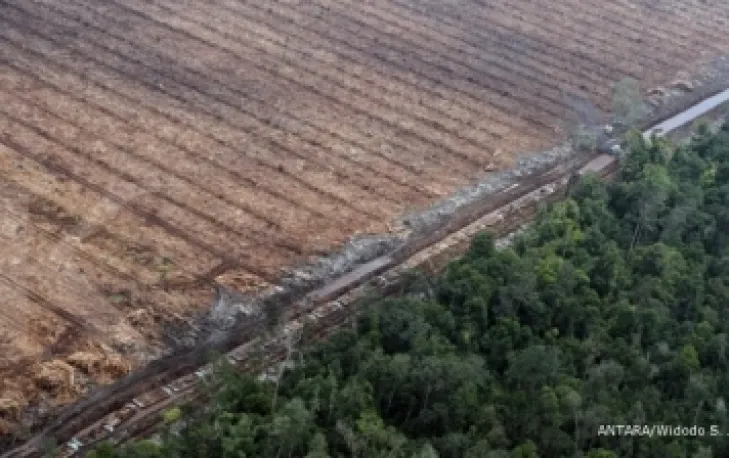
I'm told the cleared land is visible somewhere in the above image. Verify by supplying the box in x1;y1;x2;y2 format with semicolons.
1;0;729;433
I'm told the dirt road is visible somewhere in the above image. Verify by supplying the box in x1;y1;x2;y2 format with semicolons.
1;0;729;441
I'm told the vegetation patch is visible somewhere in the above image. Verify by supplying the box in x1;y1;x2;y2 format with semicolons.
87;124;729;457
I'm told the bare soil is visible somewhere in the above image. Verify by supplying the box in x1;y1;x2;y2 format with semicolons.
1;0;729;439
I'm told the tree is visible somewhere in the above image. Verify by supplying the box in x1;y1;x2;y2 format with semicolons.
627;165;675;249
93;125;729;458
572;124;598;152
416;442;440;458
507;346;561;393
511;440;539;458
305;433;330;458
264;398;314;457
587;449;618;458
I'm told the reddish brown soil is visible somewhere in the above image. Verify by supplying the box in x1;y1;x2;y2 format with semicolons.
1;0;729;433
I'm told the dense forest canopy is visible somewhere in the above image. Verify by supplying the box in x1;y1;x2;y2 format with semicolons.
91;123;729;458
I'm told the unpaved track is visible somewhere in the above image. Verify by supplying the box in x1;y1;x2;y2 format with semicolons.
1;0;729;443
8;149;591;458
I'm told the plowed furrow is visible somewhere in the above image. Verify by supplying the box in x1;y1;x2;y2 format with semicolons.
149;0;502;152
0;269;104;338
150;0;504;154
0;104;303;264
1;3;409;219
0;143;222;282
558;0;697;57
259;0;565;125
0;87;315;246
389;0;628;95
0;185;151;286
0;51;400;231
509;1;687;69
0;93;292;241
354;0;612;104
0;130;278;280
81;0;476;187
193;1;510;138
484;0;668;76
234;0;533;137
50;2;439;203
41;0;461;183
0;54;373;231
319;0;583;118
216;0;556;136
77;0;493;170
594;0;727;52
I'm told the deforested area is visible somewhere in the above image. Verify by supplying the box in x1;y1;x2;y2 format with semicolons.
2;0;729;440
90;125;729;458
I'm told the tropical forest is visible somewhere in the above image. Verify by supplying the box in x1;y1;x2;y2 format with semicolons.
90;123;729;458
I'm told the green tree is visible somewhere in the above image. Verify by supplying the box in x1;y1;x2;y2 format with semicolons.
92;124;729;458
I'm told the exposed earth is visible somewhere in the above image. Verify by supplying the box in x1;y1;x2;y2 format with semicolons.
1;0;729;438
